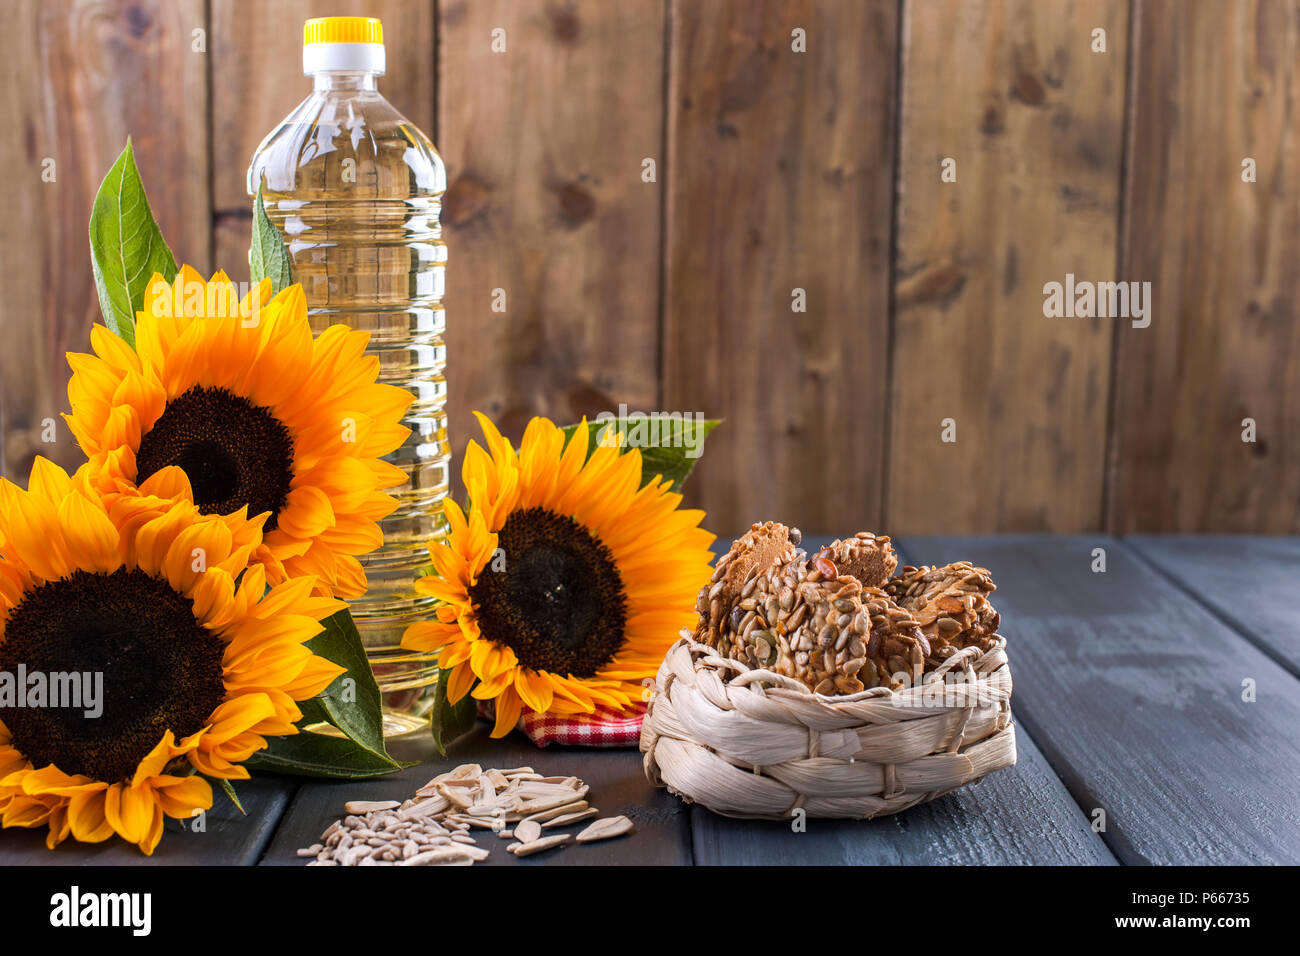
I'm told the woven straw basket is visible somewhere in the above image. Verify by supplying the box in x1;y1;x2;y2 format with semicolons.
640;635;1017;820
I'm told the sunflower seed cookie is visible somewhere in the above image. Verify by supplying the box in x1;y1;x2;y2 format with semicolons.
695;524;919;693
885;562;1001;663
726;556;873;695
816;532;898;589
693;526;1001;695
858;586;929;688
694;521;801;650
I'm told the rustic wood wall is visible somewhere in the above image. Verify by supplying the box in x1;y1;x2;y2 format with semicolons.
2;0;1297;535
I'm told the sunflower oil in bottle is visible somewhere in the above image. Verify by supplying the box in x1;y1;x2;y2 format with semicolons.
247;17;447;736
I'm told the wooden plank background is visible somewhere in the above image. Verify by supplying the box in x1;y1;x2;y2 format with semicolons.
1109;0;1300;533
889;0;1126;532
663;0;897;533
1;0;1297;535
0;0;209;479
439;0;664;449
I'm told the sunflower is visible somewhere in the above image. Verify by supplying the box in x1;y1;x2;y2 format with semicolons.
401;413;715;737
0;458;345;854
64;266;413;599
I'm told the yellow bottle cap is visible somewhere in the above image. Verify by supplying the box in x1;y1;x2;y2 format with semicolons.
303;17;383;45
302;17;385;74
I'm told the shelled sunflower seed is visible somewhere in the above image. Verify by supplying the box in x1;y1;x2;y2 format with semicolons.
576;815;635;843
302;764;635;865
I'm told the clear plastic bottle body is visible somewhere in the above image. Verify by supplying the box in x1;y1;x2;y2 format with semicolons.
248;71;447;735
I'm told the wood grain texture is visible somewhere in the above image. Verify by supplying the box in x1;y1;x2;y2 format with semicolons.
437;0;664;466
900;535;1300;864
0;776;293;865
0;0;209;482
1126;534;1300;677
662;0;897;536
259;726;692;865
209;0;436;283
888;0;1126;533
3;1;1299;532
1108;0;1300;532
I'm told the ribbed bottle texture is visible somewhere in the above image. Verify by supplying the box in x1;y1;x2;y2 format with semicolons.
249;73;447;735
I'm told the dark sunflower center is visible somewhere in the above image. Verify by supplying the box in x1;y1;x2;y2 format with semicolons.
468;507;627;678
135;386;294;530
0;569;226;783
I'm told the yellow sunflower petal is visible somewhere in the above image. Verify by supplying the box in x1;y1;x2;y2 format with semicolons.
2;795;53;828
445;660;477;704
490;690;522;738
469;638;519;682
402;620;460;653
57;490;122;572
279;654;346;700
0;477;73;582
104;783;156;845
514;668;554;713
68;787;116;843
437;638;475;668
470;668;515;699
45;804;72;849
131;731;194;788
151;774;213;820
137;465;195;502
27;456;74;502
137;802;166;855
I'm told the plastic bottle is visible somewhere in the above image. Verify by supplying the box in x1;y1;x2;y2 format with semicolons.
248;16;447;735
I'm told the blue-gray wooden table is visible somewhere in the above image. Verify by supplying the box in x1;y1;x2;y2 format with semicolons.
3;536;1297;866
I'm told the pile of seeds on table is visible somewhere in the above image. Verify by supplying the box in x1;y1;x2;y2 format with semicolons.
298;763;635;865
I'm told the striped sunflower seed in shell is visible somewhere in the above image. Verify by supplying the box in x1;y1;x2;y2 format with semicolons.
885;562;1001;663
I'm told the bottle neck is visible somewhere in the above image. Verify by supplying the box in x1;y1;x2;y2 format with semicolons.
312;71;378;92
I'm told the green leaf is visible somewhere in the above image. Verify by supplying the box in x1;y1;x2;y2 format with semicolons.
429;665;477;756
302;610;390;758
88;139;178;347
245;610;408;778
245;731;414;779
296;696;330;727
250;185;293;295
560;416;720;492
216;778;246;815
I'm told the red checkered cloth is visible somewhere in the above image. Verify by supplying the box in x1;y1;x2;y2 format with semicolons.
476;700;647;748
